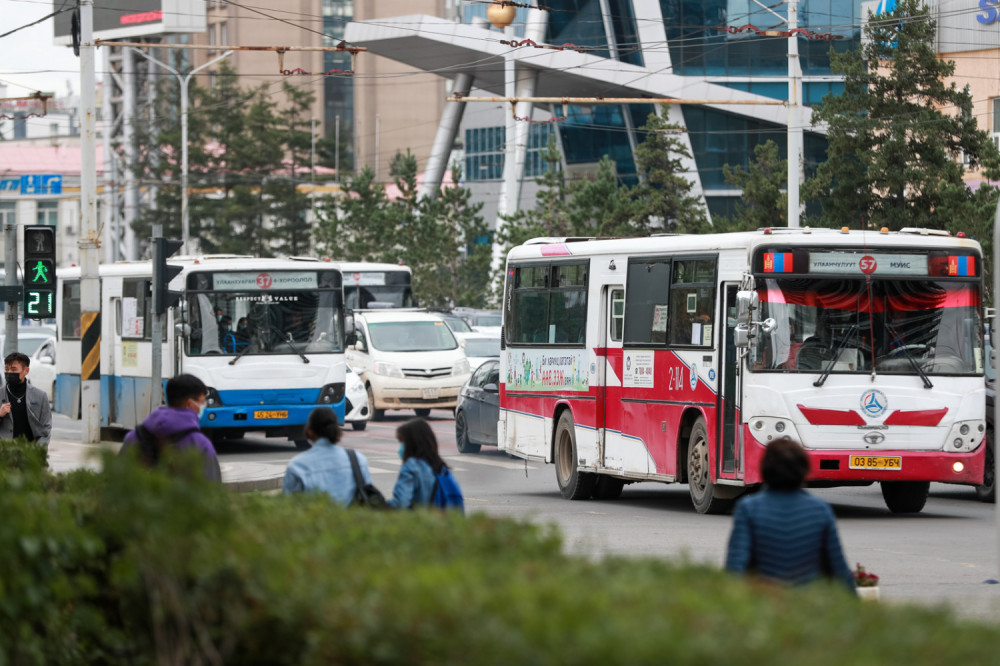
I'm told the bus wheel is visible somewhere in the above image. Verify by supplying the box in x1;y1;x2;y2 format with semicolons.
555;411;596;500
975;427;995;503
687;418;733;515
367;385;384;421
455;411;480;454
881;481;930;513
592;476;624;500
293;439;311;451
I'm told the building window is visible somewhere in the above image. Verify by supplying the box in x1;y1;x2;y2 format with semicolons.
37;201;58;227
219;21;227;46
0;202;15;227
465;127;505;181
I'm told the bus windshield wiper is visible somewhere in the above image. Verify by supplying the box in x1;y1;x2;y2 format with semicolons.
885;323;933;389
269;325;310;364
814;325;858;388
228;337;256;366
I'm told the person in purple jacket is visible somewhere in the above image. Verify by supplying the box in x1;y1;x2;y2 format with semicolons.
120;374;221;482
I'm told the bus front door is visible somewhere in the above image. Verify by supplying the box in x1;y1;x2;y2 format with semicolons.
717;285;743;480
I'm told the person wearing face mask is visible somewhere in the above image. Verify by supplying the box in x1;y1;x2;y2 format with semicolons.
120;374;221;481
387;418;446;509
0;352;52;449
282;407;375;505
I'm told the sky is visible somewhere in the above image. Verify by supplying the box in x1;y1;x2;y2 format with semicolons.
1;0;83;99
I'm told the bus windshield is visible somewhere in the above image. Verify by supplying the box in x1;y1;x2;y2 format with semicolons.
750;277;982;376
186;273;344;356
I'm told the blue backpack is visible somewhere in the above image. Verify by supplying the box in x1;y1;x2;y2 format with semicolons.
432;467;465;514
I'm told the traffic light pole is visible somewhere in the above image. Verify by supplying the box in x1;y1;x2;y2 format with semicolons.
80;0;101;444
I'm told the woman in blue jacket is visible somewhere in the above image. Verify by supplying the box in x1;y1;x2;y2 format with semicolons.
388;418;447;509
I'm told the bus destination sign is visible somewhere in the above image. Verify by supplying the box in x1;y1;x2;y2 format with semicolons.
808;252;928;276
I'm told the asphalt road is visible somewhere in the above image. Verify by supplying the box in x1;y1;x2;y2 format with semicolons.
53;411;1000;620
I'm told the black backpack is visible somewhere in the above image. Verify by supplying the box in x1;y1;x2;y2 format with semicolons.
347;449;387;509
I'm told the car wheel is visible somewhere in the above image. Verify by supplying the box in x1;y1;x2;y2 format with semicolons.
881;481;930;513
554;411;596;500
975;427;995;503
415;408;431;418
351;421;368;432
367;384;384;421
455;410;480;454
687;417;734;515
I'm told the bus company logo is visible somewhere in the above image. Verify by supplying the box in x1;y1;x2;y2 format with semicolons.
625;355;631;372
860;389;888;418
256;273;273;289
689;363;698;390
859;255;877;274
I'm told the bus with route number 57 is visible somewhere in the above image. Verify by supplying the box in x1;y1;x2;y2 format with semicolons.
498;227;986;514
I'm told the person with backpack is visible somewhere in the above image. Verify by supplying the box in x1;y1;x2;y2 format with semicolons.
120;374;221;481
389;418;464;513
283;407;380;507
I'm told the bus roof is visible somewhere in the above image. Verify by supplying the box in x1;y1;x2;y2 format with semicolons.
507;228;983;262
58;256;342;280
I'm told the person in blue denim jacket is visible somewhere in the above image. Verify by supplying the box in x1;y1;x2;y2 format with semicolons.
388;418;446;509
282;407;373;506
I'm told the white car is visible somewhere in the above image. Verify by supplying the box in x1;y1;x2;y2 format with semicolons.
344;365;370;431
455;332;500;371
0;328;57;403
347;310;471;420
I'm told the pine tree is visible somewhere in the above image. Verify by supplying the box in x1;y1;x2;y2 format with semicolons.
720;140;787;231
805;0;1000;230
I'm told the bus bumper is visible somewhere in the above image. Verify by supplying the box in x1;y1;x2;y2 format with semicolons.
200;399;346;431
743;437;985;486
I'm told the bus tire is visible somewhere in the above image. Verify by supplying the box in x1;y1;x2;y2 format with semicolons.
455;411;480;454
881;481;930;513
555;411;596;500
687;417;733;515
367;385;384;421
293;439;311;451
592;476;625;500
975;427;995;503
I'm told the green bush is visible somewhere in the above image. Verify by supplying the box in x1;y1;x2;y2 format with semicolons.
0;439;998;665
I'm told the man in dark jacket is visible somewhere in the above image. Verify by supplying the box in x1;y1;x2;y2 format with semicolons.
120;374;221;481
0;352;52;448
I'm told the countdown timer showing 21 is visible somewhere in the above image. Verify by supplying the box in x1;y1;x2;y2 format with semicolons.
24;226;55;320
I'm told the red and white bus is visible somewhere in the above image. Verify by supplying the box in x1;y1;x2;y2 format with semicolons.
499;228;986;513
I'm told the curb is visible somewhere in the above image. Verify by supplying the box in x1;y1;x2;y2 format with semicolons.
224;476;283;493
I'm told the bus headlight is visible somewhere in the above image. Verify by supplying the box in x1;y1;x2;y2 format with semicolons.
205;387;223;407
452;359;471;376
747;417;800;445
317;383;345;404
373;361;404;378
944;420;985;452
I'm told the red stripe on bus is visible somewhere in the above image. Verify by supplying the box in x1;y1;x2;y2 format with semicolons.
797;405;866;426
882;408;948;426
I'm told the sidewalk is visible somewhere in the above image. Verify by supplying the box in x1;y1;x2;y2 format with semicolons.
47;438;285;492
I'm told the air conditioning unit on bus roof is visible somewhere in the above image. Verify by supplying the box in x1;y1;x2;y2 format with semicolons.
898;228;951;236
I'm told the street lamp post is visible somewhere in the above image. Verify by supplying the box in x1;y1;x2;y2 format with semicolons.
130;48;233;252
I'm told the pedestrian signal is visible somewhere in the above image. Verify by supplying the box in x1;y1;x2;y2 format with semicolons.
23;226;56;320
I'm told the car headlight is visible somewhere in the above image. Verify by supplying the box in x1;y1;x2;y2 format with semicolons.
373;361;404;378
452;358;471;376
347;381;365;396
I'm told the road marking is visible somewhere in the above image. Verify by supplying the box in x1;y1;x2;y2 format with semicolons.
443;455;538;471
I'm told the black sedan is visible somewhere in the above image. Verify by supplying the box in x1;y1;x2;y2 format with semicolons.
455;359;500;454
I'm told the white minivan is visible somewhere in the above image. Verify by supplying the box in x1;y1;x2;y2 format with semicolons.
347;311;471;419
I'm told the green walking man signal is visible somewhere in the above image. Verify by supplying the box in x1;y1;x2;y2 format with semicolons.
23;226;56;320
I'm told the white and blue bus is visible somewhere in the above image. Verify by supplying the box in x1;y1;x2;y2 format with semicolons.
55;256;348;447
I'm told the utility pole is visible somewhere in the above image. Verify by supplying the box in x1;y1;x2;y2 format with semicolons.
335;115;340;184
80;0;101;443
787;0;803;228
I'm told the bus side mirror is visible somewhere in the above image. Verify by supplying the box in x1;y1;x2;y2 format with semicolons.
174;323;191;338
736;291;758;327
734;325;750;348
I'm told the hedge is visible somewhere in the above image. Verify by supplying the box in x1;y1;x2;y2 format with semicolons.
0;438;997;665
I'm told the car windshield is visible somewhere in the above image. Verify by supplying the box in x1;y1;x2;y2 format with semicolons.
749;277;982;375
368;321;457;352
187;289;343;356
465;337;500;358
19;336;50;356
474;314;502;327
